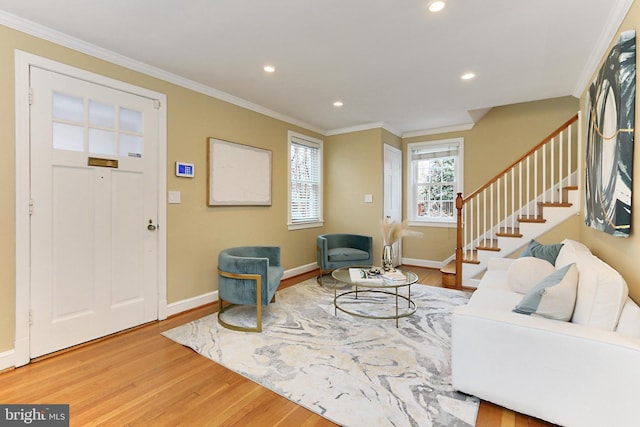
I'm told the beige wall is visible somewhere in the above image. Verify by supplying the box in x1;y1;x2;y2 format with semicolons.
164;92;324;303
322;127;404;265
401;96;580;262
0;25;17;359
325;128;385;261
579;3;640;302
0;24;324;352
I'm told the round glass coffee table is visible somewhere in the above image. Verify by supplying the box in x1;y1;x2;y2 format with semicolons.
331;267;418;327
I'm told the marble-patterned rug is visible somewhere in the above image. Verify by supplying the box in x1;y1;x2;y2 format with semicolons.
162;279;479;427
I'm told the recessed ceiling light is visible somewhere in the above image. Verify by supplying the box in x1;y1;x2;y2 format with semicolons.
428;1;446;12
333;101;344;107
461;73;476;80
263;65;275;73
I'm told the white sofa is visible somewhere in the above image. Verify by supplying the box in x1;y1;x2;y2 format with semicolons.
452;239;640;427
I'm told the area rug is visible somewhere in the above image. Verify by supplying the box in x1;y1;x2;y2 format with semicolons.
162;279;479;427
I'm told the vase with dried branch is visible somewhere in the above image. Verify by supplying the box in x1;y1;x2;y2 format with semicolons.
380;218;422;270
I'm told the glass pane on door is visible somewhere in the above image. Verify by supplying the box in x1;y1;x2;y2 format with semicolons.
120;108;143;133
119;134;143;158
53;92;84;123
89;100;116;128
53;123;84;152
89;128;116;155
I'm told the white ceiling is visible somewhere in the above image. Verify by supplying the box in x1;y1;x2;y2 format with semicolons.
0;0;633;136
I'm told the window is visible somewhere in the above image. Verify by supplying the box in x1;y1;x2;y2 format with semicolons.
407;138;463;227
288;131;323;230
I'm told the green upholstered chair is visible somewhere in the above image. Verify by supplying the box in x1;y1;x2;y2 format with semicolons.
217;246;284;332
316;234;373;285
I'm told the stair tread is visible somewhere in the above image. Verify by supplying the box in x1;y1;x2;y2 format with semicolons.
538;202;572;207
440;261;456;275
476;238;500;251
496;227;522;237
518;215;546;223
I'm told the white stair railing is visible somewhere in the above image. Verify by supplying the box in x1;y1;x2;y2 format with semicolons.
454;113;581;288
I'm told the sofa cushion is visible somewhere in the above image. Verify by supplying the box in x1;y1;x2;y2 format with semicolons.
615;298;640;338
570;252;628;330
475;269;511;291
555;238;592;268
520;239;564;265
513;263;578;321
467;283;524;312
327;247;370;262
507;257;556;294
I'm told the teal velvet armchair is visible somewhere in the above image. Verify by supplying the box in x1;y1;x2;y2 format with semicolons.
316;234;373;285
218;246;284;332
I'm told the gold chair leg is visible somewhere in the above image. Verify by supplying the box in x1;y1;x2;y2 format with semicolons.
217;269;263;333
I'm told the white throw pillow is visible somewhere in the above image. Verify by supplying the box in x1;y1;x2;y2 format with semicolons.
570;252;628;330
513;263;579;321
507;257;556;294
555;238;592;268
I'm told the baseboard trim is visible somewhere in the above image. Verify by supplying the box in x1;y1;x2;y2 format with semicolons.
0;349;15;371
166;291;218;317
166;263;320;317
401;257;450;270
283;262;318;279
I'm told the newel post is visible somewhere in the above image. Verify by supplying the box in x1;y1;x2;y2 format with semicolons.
455;192;463;289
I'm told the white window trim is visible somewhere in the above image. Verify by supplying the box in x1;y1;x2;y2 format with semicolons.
406;137;464;228
287;131;324;230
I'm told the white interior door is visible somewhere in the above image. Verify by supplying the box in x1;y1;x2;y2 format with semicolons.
384;144;403;266
29;66;160;358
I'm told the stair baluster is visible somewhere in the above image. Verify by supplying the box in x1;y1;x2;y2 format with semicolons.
450;112;582;289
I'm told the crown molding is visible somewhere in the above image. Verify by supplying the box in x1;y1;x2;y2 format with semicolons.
572;0;635;97
325;119;475;139
0;10;326;135
381;123;402;138
325;122;385;136
325;121;402;137
402;122;475;139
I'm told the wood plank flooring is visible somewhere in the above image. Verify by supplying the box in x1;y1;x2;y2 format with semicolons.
0;266;556;426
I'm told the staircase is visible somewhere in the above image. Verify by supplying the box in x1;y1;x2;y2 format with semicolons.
442;113;582;289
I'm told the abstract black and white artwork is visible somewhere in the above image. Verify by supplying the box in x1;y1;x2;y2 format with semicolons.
585;30;635;237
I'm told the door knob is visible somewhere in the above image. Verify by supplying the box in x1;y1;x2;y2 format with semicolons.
147;219;157;231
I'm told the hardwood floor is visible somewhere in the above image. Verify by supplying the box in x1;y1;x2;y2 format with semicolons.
0;266;556;426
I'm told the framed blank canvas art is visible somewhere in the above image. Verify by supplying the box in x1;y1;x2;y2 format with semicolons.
208;138;272;206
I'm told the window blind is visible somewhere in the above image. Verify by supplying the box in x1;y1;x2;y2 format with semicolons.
290;139;321;222
411;145;458;160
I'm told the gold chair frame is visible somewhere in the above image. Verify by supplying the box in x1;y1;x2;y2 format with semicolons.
217;268;276;333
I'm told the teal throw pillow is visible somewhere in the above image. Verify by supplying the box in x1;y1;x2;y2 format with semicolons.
519;239;564;265
513;263;578;321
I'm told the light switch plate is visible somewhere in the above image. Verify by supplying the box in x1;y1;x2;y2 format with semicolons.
168;191;181;204
364;194;373;203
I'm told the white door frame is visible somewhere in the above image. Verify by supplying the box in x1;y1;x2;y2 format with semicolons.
14;50;168;367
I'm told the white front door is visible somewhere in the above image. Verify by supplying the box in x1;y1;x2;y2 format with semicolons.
383;144;403;266
29;66;160;358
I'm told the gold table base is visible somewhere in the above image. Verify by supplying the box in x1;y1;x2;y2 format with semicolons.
331;267;418;328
